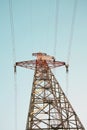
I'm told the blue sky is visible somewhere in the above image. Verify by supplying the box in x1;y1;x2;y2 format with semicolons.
0;0;87;130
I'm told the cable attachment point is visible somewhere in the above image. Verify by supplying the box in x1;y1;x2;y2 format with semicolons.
65;63;69;73
14;64;16;73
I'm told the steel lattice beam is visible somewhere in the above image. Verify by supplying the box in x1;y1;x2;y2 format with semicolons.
15;52;85;130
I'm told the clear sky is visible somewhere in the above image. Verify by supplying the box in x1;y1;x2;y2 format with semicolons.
0;0;87;130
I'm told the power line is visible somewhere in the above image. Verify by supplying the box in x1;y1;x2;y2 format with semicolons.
66;0;78;96
54;0;60;58
9;0;17;130
9;0;16;64
67;0;78;64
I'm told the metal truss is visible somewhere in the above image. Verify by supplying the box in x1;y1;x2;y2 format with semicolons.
15;53;85;130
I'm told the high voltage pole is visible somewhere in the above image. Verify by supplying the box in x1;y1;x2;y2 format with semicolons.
15;52;85;130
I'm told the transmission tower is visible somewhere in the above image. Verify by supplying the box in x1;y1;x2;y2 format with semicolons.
15;52;85;130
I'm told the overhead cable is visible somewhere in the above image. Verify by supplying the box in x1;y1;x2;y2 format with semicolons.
67;0;78;64
66;0;78;96
9;0;17;130
54;0;60;58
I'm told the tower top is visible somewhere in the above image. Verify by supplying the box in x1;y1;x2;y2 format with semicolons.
15;52;66;70
32;52;55;61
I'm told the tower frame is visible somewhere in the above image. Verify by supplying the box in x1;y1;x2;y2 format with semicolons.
15;52;85;130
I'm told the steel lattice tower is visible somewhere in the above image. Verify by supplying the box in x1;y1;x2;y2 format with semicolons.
15;52;85;130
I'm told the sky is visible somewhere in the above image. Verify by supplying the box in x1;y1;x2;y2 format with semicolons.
0;0;87;130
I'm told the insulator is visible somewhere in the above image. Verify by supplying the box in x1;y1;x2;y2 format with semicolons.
14;64;16;73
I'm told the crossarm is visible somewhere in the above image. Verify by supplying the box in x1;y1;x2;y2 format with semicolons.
15;60;36;70
47;60;65;69
15;60;66;70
